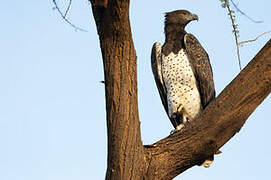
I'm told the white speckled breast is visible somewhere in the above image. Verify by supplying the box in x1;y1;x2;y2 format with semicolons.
161;49;202;121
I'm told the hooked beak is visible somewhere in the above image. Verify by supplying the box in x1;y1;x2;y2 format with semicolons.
191;14;199;21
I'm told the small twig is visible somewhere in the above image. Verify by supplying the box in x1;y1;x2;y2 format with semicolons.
239;31;271;46
53;0;87;32
224;0;242;70
64;0;72;18
230;0;263;23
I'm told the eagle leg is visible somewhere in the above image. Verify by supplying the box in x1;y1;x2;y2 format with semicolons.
176;124;185;131
170;123;185;134
170;104;187;134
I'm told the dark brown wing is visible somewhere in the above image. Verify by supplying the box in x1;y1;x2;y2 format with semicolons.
184;34;215;108
151;42;169;117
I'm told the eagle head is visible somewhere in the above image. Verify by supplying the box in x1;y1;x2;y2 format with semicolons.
165;10;198;27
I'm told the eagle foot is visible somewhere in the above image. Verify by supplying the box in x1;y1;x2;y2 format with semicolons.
170;124;185;135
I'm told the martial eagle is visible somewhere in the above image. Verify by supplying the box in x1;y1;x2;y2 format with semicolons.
151;10;216;167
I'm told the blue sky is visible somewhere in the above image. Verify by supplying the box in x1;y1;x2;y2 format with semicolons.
0;0;270;180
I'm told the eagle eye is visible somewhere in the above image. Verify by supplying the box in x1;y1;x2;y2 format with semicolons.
180;11;188;16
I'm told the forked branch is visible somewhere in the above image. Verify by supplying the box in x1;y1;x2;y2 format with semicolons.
53;0;87;32
89;0;271;179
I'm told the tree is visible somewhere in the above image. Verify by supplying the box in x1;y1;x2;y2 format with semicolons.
90;0;271;179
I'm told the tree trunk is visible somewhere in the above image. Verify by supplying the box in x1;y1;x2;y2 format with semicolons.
90;0;271;179
90;0;145;179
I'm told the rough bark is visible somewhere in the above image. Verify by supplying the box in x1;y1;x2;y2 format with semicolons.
90;0;271;179
90;0;145;179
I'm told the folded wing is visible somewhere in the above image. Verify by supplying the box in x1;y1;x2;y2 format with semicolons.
151;42;169;117
184;34;215;108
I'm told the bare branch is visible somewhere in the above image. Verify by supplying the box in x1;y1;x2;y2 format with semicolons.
239;31;271;46
64;0;72;18
230;0;263;23
53;0;87;32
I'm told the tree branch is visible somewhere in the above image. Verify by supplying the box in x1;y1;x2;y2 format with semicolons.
144;39;271;180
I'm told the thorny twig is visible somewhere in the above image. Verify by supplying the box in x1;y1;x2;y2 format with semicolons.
53;0;87;32
222;0;242;70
